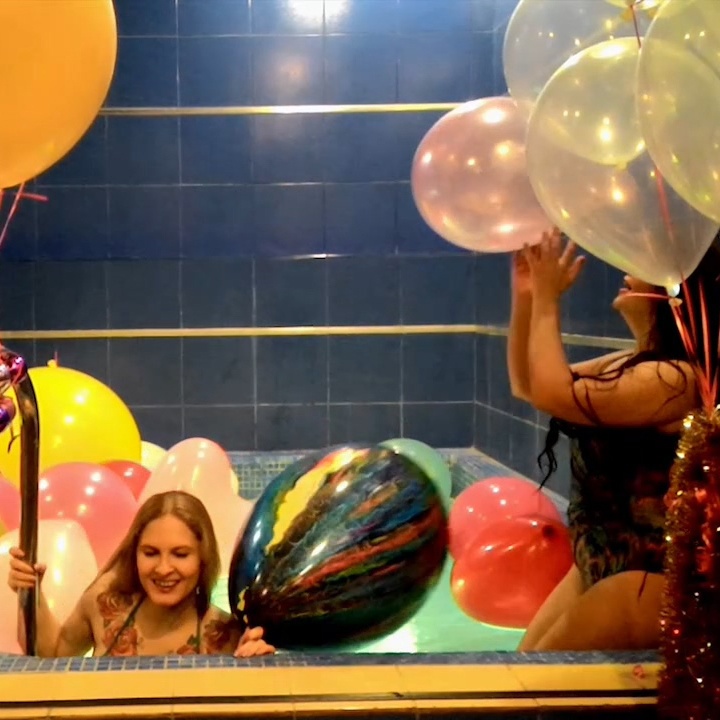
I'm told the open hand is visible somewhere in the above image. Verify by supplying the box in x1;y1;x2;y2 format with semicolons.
523;228;585;302
7;547;46;592
234;626;276;658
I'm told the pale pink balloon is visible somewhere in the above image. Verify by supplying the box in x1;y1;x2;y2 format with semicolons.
38;463;138;567
0;477;20;532
139;437;237;510
411;96;548;253
213;495;254;574
0;519;99;641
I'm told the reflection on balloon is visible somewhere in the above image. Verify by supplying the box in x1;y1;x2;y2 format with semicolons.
0;520;98;629
526;38;645;165
0;362;142;488
230;446;448;647
527;38;718;289
503;0;652;115
448;477;562;559
411;97;549;253
451;515;573;628
38;462;138;566
637;0;720;225
103;460;151;500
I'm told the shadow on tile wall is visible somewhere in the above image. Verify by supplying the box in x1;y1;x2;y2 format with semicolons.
0;0;628;490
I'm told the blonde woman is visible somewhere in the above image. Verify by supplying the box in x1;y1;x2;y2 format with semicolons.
8;490;274;658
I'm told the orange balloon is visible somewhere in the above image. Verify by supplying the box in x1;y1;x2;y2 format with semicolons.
0;0;117;188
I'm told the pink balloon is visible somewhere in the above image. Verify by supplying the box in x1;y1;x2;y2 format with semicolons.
104;460;151;500
139;437;236;510
0;477;20;532
411;96;548;253
449;476;563;559
213;494;254;575
38;463;138;566
451;514;573;629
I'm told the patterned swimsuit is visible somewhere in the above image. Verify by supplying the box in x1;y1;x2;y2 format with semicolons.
556;419;679;590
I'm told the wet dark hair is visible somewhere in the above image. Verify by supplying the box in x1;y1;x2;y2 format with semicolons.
538;236;720;485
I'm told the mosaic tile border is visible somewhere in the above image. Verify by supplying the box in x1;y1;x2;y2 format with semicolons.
0;649;659;673
229;448;569;515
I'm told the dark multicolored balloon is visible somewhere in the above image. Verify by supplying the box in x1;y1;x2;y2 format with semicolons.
229;445;448;648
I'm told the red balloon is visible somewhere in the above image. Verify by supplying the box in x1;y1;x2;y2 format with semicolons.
0;477;20;532
38;462;138;566
450;514;573;629
448;476;563;558
104;460;151;499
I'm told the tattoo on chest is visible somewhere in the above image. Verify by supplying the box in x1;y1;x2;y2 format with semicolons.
96;591;233;656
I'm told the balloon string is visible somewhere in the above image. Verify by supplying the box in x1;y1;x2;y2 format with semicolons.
629;0;714;399
0;184;48;250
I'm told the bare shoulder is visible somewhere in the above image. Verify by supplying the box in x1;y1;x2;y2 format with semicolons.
634;358;696;385
202;606;242;654
570;350;633;377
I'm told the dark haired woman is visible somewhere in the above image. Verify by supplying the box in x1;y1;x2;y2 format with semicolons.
508;228;719;652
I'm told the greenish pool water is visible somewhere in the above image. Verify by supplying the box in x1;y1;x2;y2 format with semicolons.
212;556;523;654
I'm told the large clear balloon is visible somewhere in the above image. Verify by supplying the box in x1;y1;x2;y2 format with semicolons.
522;37;645;166
503;0;653;116
0;0;117;188
638;0;720;225
527;37;719;289
411;97;549;253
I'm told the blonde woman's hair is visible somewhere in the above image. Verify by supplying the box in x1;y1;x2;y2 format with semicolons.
98;491;220;614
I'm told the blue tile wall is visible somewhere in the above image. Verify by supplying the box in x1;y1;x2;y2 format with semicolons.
0;0;627;472
0;0;502;453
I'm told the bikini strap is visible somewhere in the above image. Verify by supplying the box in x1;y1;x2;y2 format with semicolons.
103;596;144;657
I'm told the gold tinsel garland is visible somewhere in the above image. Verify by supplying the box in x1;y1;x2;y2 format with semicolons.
660;408;720;719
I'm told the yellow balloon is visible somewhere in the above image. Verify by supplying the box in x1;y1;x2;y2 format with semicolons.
502;0;653;117
0;362;141;487
527;36;719;289
0;0;117;188
637;0;720;225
